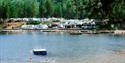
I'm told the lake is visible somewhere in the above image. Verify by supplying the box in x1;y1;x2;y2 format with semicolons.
0;31;125;63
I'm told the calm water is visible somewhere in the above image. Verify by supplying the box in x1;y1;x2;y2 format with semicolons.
0;31;125;63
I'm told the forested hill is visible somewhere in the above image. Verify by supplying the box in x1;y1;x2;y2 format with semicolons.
0;0;125;19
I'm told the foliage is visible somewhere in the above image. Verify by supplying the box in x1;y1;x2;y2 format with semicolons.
27;21;41;25
0;19;4;29
0;0;125;19
41;21;51;25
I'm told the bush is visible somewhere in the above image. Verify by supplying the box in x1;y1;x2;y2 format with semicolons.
27;21;41;25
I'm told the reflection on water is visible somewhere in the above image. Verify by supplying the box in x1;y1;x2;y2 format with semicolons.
0;31;125;63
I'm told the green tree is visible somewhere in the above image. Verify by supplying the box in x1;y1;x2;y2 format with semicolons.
2;0;11;18
32;0;39;17
0;0;125;19
39;0;47;17
45;0;53;17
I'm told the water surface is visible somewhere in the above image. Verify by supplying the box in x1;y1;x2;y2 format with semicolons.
0;32;125;63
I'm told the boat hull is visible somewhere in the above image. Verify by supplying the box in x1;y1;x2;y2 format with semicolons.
33;49;47;55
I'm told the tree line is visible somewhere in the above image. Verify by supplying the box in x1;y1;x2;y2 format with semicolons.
0;0;125;19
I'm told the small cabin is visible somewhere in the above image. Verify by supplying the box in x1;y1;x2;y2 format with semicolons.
33;49;47;55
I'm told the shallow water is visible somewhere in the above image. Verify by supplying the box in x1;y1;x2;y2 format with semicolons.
0;32;125;63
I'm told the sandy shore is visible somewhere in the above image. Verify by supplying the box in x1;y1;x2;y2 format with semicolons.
1;50;125;63
82;50;125;63
53;50;125;63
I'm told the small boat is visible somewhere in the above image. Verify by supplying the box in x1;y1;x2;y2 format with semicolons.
33;49;47;55
69;31;82;35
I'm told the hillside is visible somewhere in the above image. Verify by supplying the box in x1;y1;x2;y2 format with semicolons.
0;0;125;19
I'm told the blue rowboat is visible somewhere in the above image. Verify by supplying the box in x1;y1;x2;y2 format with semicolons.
33;49;47;55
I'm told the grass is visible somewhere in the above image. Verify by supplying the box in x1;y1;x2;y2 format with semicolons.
0;23;4;29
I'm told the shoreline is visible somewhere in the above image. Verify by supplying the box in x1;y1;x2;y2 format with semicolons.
1;29;125;35
1;28;115;31
0;29;115;33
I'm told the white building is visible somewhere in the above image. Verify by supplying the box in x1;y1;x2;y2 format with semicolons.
21;24;48;29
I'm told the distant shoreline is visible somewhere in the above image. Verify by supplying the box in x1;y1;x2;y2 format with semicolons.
0;29;115;34
1;29;125;35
